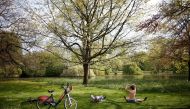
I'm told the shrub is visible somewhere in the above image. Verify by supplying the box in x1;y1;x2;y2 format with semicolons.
45;65;65;77
61;65;95;77
105;68;113;75
21;67;45;77
122;63;143;75
93;69;105;76
0;65;22;77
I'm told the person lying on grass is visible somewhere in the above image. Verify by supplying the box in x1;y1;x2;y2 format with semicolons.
91;95;106;103
124;84;147;103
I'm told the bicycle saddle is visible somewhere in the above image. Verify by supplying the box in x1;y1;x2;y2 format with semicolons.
48;90;54;93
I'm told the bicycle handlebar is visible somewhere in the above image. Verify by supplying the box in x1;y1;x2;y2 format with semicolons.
61;83;72;94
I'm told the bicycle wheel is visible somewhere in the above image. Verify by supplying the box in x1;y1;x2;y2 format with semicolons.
64;98;77;109
36;100;52;109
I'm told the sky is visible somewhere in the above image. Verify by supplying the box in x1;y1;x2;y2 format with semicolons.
145;0;163;16
16;0;164;52
148;0;163;5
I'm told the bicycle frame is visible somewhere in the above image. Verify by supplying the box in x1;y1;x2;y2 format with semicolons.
55;91;72;107
37;84;73;108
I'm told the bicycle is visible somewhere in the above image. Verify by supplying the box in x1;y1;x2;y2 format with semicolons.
36;83;77;109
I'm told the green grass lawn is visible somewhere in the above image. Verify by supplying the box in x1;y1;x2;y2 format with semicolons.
0;75;190;109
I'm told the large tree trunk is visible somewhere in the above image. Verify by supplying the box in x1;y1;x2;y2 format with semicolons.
188;24;190;82
188;32;190;81
83;63;89;85
188;60;190;81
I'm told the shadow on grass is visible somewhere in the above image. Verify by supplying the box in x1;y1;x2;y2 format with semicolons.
105;99;126;109
20;100;37;109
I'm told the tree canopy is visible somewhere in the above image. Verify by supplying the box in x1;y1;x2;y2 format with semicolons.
139;0;190;80
23;0;144;85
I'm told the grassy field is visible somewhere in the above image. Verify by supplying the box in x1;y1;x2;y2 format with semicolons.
0;75;190;109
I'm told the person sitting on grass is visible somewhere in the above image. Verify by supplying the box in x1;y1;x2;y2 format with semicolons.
124;84;147;103
91;95;106;103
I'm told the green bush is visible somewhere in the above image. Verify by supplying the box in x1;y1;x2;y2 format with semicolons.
93;69;105;76
21;67;45;77
0;65;22;77
174;62;188;74
138;61;153;71
45;65;65;77
105;68;113;75
20;68;32;77
91;64;105;76
122;63;143;75
61;65;95;77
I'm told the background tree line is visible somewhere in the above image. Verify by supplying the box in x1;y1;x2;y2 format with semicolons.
0;0;189;83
